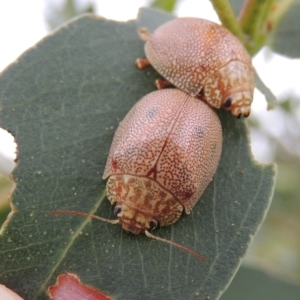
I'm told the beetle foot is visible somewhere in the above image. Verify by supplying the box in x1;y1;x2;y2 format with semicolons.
138;28;150;41
135;58;150;69
155;79;172;90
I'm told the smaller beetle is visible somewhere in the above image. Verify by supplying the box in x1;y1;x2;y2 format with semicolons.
136;18;255;118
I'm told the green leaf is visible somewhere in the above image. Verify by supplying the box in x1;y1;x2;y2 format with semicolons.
0;9;276;300
254;69;277;110
221;265;300;300
0;174;11;227
270;0;300;58
151;0;177;12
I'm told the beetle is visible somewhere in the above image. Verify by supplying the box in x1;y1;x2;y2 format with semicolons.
53;89;222;261
136;17;255;118
103;88;222;235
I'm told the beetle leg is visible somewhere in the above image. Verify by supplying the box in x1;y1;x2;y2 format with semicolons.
135;58;150;69
138;28;151;41
155;79;172;90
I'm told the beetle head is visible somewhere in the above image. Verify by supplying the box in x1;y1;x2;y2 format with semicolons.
106;174;183;234
222;91;252;118
112;203;157;235
203;60;254;118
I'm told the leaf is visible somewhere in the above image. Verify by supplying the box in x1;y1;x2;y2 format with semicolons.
269;0;300;58
0;8;276;300
221;265;300;300
136;6;175;32
0;174;12;227
254;69;277;110
150;0;177;12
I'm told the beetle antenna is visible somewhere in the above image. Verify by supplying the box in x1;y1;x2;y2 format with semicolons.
51;210;119;225
52;212;206;261
145;230;207;262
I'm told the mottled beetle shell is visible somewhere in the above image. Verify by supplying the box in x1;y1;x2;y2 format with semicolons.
103;89;222;235
140;18;255;117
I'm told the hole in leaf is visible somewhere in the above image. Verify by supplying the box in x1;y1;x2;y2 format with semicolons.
48;273;114;300
0;128;18;231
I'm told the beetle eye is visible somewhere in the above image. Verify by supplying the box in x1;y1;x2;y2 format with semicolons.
224;96;233;108
149;219;158;231
113;205;122;216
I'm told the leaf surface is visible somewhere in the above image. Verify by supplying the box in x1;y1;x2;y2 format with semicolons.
254;70;277;110
221;265;300;300
270;0;300;58
0;9;276;300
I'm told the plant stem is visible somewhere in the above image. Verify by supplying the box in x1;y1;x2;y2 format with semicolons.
210;0;247;46
267;0;295;31
239;0;276;55
239;0;263;32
